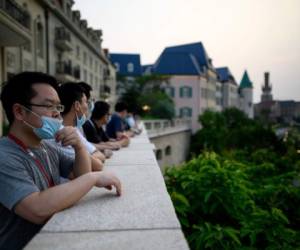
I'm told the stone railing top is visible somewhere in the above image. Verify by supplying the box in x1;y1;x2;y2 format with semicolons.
143;119;191;138
25;123;189;250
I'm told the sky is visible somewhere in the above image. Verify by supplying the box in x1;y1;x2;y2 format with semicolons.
73;0;300;103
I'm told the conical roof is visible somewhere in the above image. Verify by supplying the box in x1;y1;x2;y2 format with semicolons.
240;70;253;88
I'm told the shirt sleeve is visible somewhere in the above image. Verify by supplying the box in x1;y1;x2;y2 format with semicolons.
45;140;75;178
83;120;101;143
0;152;39;210
76;128;96;154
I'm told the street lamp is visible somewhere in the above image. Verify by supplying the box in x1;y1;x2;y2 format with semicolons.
142;105;151;112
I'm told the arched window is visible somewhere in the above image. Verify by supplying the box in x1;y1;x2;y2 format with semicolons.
36;22;44;58
127;62;134;72
165;146;172;156
156;149;162;160
179;107;192;118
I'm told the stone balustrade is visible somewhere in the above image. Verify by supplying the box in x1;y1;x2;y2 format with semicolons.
143;119;191;138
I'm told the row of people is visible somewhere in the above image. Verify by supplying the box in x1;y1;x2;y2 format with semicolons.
0;71;140;249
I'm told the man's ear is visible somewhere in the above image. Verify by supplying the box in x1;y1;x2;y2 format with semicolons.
73;101;81;112
12;103;26;121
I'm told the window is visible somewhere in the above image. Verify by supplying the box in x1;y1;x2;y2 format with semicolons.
36;22;44;58
83;69;87;81
165;86;175;97
76;46;80;59
180;86;192;98
114;62;120;72
23;42;31;52
83;52;87;64
127;63;134;73
95;61;98;72
165;146;172;156
90;73;93;85
180;107;192;118
90;56;93;68
156;149;162;160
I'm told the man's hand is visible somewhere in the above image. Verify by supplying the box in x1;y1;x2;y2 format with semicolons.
93;171;122;196
55;126;82;150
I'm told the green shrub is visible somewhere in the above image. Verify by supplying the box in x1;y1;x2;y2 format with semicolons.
165;152;300;249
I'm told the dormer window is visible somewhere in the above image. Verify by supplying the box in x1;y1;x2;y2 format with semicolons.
127;63;134;73
114;63;120;72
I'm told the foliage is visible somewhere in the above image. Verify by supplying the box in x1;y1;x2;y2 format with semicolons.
165;152;300;250
191;108;285;156
117;75;175;119
166;109;300;249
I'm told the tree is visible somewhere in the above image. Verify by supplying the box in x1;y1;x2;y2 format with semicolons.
118;75;175;119
191;108;285;156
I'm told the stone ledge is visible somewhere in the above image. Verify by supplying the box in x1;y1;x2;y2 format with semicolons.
26;229;189;250
25;124;189;250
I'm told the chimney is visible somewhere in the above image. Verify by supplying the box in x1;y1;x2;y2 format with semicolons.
103;48;109;57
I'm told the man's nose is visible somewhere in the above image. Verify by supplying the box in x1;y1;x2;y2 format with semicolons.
52;110;61;118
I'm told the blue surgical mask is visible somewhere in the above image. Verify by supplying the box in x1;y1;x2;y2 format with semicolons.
33;116;63;139
76;113;87;128
23;107;63;139
89;101;94;114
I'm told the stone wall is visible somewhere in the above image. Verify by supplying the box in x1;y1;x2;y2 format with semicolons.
144;119;192;171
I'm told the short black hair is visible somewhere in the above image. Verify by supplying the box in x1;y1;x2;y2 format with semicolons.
91;101;110;120
0;71;59;124
115;101;128;112
58;82;85;115
77;82;92;100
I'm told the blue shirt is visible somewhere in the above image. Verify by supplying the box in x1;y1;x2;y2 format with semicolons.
106;113;125;139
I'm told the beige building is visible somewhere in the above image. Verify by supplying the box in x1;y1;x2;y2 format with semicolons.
149;42;218;133
0;0;117;135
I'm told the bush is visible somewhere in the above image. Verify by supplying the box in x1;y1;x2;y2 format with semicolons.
165;152;300;249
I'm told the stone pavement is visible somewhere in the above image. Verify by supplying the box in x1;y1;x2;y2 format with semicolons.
25;125;189;250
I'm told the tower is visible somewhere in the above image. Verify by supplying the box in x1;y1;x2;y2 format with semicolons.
239;70;254;118
261;72;273;102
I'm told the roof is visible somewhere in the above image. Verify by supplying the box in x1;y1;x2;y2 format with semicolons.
240;70;253;88
154;52;202;75
109;53;142;77
279;100;296;108
152;42;212;75
216;67;236;84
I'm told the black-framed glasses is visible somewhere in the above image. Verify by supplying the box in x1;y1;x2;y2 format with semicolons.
26;103;65;112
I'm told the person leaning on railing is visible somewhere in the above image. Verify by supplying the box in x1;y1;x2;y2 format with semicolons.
0;72;121;250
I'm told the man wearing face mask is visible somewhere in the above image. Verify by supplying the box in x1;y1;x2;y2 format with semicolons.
0;72;122;250
52;82;105;170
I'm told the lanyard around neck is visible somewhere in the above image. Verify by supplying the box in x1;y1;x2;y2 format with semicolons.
8;133;54;187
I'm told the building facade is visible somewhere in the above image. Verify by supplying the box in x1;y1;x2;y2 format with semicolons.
109;43;255;133
0;0;117;135
150;42;218;133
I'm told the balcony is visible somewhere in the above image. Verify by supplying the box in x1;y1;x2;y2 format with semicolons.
0;0;31;46
54;27;72;51
25;124;189;250
56;61;75;82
